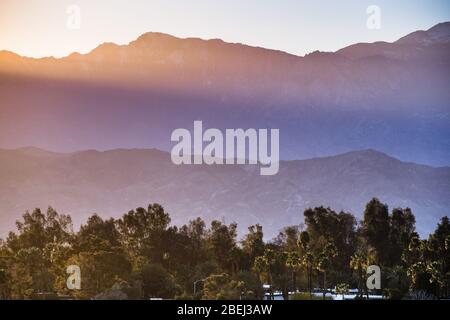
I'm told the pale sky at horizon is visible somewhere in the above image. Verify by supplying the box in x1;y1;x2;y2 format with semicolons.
1;0;449;58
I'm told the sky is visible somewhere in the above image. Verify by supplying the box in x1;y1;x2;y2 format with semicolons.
1;0;449;58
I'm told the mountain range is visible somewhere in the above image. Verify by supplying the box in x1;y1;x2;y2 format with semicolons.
0;22;449;166
0;23;449;238
0;147;448;238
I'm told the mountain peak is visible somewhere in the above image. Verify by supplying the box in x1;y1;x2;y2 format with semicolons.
89;42;122;55
336;21;450;60
427;21;450;34
335;149;402;165
361;148;398;159
396;21;450;45
130;32;181;47
0;50;23;61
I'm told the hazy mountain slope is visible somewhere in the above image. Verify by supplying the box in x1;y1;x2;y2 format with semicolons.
0;23;449;166
337;22;450;60
0;148;448;238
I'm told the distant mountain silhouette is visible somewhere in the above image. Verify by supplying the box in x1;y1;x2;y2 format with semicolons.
0;148;448;238
397;22;450;45
0;23;449;166
337;22;450;60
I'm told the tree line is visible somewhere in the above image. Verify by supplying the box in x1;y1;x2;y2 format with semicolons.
0;198;448;300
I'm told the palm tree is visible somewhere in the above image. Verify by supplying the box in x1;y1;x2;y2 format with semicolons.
302;251;314;298
285;251;301;293
350;253;369;298
323;242;337;259
317;255;331;299
298;231;314;298
407;261;426;291
253;249;276;300
318;241;337;299
427;260;445;298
